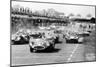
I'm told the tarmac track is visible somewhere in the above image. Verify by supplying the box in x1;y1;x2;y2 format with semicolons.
11;43;85;66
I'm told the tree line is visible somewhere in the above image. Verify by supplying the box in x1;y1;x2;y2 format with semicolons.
11;6;68;19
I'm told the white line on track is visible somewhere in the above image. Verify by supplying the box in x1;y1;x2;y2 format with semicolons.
67;44;79;62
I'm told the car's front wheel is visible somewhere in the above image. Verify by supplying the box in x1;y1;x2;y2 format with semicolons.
30;47;33;52
30;47;37;53
48;43;55;50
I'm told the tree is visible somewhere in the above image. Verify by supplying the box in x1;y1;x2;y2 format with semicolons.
46;8;65;18
68;13;75;18
86;14;92;18
19;7;24;13
34;11;40;16
77;14;81;17
35;9;47;17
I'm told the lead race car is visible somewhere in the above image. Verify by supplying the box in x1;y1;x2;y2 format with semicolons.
29;32;55;53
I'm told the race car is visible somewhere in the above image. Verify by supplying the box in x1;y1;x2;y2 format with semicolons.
64;32;84;43
29;33;55;52
44;30;61;43
11;32;29;44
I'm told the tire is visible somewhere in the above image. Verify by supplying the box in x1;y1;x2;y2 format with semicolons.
30;46;37;53
11;40;14;45
54;36;59;43
30;47;33;52
49;43;55;50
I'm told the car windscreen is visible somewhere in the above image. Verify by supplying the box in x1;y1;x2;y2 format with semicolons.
30;34;42;38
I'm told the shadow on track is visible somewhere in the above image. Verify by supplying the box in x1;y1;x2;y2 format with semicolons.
34;48;61;53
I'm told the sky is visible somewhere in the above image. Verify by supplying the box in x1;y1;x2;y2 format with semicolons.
12;1;95;18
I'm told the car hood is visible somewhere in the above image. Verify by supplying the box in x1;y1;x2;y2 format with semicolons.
32;39;49;46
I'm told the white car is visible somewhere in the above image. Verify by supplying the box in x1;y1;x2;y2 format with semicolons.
64;32;84;43
11;32;29;44
29;34;55;52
